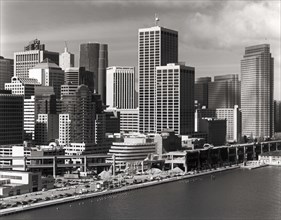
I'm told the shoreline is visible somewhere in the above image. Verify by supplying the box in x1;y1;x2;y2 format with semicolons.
0;165;240;216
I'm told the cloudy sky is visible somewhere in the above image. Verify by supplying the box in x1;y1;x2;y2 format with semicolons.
1;0;280;99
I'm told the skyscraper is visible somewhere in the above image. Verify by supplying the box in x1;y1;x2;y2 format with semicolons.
216;105;241;143
106;66;135;109
5;76;40;99
59;47;74;71
156;63;194;135
0;90;24;145
274;101;281;133
60;85;95;145
138;26;178;133
0;56;13;90
241;44;274;138
29;58;64;99
79;43;108;102
14;39;59;79
194;77;211;109
208;74;240;109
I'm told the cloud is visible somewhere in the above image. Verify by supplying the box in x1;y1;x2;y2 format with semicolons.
183;1;280;50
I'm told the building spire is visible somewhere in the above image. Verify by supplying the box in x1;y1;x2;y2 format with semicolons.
155;13;160;26
64;41;68;52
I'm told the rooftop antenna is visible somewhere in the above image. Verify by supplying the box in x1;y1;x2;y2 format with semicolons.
64;41;68;52
155;13;160;26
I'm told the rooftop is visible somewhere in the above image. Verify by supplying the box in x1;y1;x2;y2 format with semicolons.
32;58;61;69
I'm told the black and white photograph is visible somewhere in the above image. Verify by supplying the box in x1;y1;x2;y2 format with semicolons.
0;0;280;219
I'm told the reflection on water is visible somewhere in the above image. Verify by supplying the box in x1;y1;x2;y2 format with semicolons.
3;166;281;220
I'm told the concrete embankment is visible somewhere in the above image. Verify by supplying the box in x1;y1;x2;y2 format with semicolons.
0;165;239;216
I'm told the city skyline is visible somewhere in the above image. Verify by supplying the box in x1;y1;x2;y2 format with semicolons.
1;0;280;100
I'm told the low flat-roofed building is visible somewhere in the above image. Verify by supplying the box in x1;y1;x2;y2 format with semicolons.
258;151;281;165
0;170;43;197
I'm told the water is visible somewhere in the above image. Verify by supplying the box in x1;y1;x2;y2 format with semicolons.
2;166;281;220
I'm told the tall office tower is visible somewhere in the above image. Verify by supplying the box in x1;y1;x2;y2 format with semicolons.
0;56;13;90
106;66;135;109
208;74;240;109
216;105;241;143
79;43;108;101
59;47;74;71
241;44;274;138
156;63;194;134
34;86;57;117
274;101;281;133
60;85;95;145
24;96;35;140
0;90;23;145
35;114;59;145
138;26;178;133
64;67;93;88
29;58;64;99
194;77;211;109
5;76;40;98
14;39;59;78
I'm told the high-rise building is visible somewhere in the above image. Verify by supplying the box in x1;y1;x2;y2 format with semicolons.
0;56;13;90
79;43;108;102
274;101;281;133
156;63;194;135
106;66;135;109
5;76;40;99
208;74;240;109
59;47;74;71
24;96;35;140
199;118;226;146
34;86;57;117
0;90;23;145
138;26;178;133
29;58;64;99
35;114;59;145
216;105;241;143
64;67;93;89
59;85;95;145
241;44;274;138
14;39;59;79
194;77;211;109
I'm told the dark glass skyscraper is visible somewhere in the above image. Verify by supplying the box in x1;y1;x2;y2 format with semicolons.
0;90;23;145
0;56;13;90
208;74;240;109
79;43;108;103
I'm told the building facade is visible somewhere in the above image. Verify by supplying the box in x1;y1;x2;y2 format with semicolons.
29;58;64;99
35;114;59;145
208;74;240;109
0;90;24;145
106;66;135;109
5;76;40;99
0;56;13;90
241;44;274;138
79;43;108;101
14;39;59;79
138;26;178;133
156;63;194;135
194;77;211;109
59;47;74;71
119;108;139;133
59;85;95;145
216;105;241;143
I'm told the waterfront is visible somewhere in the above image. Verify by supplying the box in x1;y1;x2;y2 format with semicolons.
2;166;281;220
